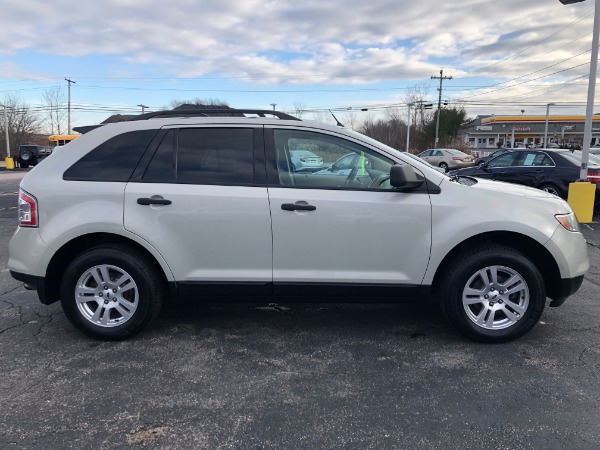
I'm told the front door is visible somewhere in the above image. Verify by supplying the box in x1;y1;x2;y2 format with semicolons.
265;128;432;296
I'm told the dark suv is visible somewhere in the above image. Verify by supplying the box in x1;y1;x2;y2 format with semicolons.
18;144;53;168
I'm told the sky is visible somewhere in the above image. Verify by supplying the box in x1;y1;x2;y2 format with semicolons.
1;0;599;129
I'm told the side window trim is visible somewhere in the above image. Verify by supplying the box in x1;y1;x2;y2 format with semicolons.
132;125;266;187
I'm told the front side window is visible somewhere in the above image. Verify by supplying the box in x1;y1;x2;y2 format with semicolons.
273;129;395;190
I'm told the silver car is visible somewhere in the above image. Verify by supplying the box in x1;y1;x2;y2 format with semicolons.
417;148;474;172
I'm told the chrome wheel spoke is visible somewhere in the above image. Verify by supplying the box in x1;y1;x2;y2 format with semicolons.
504;298;526;315
464;287;485;297
115;304;133;321
464;297;484;305
100;307;110;326
92;305;104;323
502;306;520;324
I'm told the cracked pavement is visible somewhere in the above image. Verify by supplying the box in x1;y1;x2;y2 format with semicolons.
1;171;600;449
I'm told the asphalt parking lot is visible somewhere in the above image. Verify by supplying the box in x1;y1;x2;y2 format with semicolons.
1;169;600;449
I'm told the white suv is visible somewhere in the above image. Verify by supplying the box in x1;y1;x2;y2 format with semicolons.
8;109;589;342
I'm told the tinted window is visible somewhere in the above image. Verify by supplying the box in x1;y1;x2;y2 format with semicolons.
487;152;519;168
143;130;176;182
64;130;156;181
176;128;254;185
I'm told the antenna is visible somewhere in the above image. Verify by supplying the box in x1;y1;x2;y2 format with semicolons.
329;110;344;127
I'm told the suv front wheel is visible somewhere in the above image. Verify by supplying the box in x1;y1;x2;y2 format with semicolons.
60;245;164;340
440;245;546;343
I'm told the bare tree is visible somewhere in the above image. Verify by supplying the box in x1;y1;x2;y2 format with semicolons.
41;86;67;135
404;83;433;130
292;101;308;119
170;98;229;109
2;95;42;158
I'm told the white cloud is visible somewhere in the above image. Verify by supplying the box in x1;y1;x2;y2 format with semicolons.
0;0;596;117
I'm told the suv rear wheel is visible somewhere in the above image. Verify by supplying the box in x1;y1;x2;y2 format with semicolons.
60;245;164;340
440;245;545;343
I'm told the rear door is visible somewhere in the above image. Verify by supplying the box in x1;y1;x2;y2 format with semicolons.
124;126;273;292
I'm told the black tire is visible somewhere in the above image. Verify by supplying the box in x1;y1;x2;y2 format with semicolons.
440;245;545;343
439;162;449;172
60;245;164;340
20;150;33;162
539;183;564;199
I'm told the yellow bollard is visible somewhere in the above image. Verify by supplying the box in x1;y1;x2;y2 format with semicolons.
567;181;596;224
5;157;15;170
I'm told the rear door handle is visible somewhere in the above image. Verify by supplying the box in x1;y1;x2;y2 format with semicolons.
137;197;172;206
281;202;316;211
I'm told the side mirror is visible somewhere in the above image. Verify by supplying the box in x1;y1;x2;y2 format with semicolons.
390;165;424;190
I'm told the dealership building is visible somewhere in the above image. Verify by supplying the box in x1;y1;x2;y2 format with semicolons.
463;115;600;156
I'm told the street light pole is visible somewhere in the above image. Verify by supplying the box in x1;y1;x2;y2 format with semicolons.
1;104;9;158
579;0;600;181
406;103;413;152
544;103;556;147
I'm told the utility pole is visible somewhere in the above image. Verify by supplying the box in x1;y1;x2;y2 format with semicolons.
65;78;76;134
137;104;148;114
1;104;10;157
431;69;452;148
270;103;277;111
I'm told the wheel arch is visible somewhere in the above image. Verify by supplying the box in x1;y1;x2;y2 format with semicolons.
44;232;174;304
431;231;562;301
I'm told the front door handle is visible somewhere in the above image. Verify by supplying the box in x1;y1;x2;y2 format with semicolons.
281;202;316;212
137;197;172;206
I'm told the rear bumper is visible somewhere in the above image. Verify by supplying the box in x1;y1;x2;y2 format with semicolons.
10;271;54;305
549;275;584;307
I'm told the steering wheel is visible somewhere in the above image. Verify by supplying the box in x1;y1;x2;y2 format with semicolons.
368;174;390;189
343;155;361;186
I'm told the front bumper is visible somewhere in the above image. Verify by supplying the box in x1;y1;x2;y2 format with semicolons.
549;275;585;307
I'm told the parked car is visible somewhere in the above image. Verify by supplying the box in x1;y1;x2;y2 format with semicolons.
18;144;53;168
289;150;323;172
474;148;513;167
8;109;588;343
417;148;474;172
450;149;600;199
589;148;600;156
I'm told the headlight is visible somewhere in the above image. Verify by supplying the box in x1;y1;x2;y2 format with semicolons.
555;212;580;232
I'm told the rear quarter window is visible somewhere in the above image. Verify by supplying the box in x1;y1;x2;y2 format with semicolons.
63;130;157;182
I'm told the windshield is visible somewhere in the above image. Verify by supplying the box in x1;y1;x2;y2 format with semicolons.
346;129;449;177
559;151;600;167
446;149;468;156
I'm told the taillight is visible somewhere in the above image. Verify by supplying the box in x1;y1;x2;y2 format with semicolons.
588;172;600;183
19;190;38;227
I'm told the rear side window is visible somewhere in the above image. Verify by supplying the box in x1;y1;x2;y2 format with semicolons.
64;130;156;181
142;128;254;185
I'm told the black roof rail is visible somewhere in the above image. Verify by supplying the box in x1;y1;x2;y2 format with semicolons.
128;109;301;121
